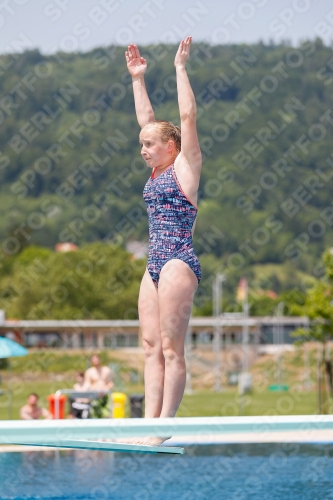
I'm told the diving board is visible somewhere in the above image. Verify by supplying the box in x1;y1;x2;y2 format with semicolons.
1;416;333;445
9;439;184;454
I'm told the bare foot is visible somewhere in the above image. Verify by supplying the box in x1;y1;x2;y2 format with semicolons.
118;436;171;446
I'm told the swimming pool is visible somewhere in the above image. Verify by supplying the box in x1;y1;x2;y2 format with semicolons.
1;443;333;499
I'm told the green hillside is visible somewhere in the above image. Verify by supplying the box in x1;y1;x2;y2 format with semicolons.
1;39;333;303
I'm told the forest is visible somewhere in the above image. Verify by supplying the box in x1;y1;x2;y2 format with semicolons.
1;38;333;315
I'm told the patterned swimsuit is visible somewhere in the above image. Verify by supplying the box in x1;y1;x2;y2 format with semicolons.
143;163;201;287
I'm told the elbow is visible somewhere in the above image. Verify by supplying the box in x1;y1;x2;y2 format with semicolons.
145;111;155;124
180;108;197;122
139;112;155;129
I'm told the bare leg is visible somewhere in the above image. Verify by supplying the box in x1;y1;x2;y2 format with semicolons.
139;270;164;418
159;259;197;417
137;259;197;446
120;270;164;444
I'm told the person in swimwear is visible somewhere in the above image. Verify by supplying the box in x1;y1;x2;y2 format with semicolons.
20;393;53;420
125;36;202;445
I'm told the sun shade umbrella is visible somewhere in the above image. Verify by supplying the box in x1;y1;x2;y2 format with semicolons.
0;337;28;418
0;337;27;359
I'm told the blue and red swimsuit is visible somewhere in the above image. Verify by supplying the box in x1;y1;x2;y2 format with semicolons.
143;163;201;287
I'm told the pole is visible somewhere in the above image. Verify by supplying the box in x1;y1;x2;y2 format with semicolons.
240;279;249;416
277;301;284;387
242;280;249;373
8;358;12;420
317;342;322;414
213;273;224;392
273;314;277;384
304;343;310;390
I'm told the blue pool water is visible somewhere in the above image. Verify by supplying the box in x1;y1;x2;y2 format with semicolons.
1;443;333;499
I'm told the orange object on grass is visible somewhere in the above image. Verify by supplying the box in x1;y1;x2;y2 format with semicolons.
48;394;67;419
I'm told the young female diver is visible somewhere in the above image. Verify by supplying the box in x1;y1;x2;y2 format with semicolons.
125;36;202;445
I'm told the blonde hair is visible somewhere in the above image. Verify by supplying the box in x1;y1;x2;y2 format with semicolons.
141;120;181;153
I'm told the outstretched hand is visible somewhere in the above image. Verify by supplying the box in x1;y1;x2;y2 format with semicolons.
125;44;147;78
174;36;192;68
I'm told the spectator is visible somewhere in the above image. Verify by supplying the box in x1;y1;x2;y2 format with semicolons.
20;393;52;420
70;371;90;419
84;354;113;418
73;371;87;392
84;355;113;391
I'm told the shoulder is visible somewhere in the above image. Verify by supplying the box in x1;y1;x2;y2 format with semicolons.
173;154;201;205
174;152;201;177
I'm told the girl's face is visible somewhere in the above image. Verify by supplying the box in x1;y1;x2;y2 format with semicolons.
139;127;171;169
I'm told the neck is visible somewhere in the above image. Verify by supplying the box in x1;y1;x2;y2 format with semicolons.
155;164;171;175
154;157;176;174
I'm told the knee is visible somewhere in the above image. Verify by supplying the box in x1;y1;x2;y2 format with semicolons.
161;335;184;363
142;338;162;360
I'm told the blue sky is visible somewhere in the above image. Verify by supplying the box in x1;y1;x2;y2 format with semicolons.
1;0;333;54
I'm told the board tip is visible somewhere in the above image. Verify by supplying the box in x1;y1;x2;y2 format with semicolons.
9;439;185;455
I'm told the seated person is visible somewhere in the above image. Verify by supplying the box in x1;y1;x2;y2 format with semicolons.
70;371;90;419
20;393;52;420
73;371;87;392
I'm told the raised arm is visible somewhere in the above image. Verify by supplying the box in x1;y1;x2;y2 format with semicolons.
125;44;155;129
174;37;202;172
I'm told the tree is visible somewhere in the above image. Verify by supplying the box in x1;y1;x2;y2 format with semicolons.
0;243;145;320
1;41;333;274
292;249;333;413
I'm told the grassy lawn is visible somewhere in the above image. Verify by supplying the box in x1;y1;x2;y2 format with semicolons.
178;389;317;417
0;381;317;420
0;347;320;420
0;380;146;420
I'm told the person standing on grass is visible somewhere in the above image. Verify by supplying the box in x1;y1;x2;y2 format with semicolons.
84;354;114;418
125;36;202;445
84;354;113;392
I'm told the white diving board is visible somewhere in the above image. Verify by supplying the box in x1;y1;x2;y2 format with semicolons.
9;439;184;455
1;416;333;449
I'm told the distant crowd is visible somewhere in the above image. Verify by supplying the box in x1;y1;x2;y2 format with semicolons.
20;354;113;420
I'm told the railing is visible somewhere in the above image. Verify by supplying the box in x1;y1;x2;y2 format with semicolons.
54;389;112;419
